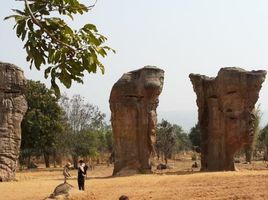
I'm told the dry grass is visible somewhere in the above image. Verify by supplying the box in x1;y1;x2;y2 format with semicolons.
0;161;268;200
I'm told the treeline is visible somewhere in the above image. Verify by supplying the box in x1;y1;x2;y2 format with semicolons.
20;80;112;168
19;80;268;168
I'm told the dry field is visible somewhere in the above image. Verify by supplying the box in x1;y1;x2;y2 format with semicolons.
0;161;268;200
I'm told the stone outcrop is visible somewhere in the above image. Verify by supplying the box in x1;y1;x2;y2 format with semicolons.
189;67;266;171
45;183;97;200
110;66;164;175
0;62;27;181
47;183;74;199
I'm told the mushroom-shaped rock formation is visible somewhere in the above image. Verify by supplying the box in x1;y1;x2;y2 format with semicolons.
189;67;266;171
110;66;164;175
0;62;28;181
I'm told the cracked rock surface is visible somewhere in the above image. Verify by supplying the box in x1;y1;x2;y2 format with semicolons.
190;67;266;171
0;62;27;181
110;66;164;175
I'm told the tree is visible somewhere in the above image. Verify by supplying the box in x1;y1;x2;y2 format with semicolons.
21;80;64;168
260;123;268;161
5;0;114;95
189;124;201;151
59;94;106;167
173;125;191;152
103;125;113;153
66;130;100;164
53;117;72;167
244;105;262;163
156;120;176;164
261;125;268;148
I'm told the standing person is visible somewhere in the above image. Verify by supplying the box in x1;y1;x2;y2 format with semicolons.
63;162;72;183
77;160;86;190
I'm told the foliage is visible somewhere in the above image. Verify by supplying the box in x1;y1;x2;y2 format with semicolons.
60;93;105;133
21;80;64;167
59;93;109;167
260;123;268;149
156;120;189;164
103;125;113;153
189;123;201;150
5;0;114;95
173;124;191;152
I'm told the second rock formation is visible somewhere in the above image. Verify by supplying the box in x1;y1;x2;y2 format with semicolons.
190;67;266;171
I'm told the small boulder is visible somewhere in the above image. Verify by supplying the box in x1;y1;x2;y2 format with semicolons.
47;183;74;199
119;195;129;200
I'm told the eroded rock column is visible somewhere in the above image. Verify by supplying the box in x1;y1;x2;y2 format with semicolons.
0;62;27;181
190;67;266;171
110;66;164;175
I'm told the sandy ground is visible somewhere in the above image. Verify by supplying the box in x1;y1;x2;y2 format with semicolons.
0;161;268;200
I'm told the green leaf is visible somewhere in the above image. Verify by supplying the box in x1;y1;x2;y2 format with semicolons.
59;68;72;88
99;63;105;74
16;20;26;36
11;9;26;15
4;15;19;20
83;24;97;32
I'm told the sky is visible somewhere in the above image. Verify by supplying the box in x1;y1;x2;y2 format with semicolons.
1;0;268;131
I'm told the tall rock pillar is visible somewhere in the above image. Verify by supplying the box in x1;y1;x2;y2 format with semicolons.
189;67;266;171
0;62;28;181
110;66;164;175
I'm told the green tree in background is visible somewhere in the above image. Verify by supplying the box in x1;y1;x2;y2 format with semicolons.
156;120;190;164
173;124;191;152
260;123;268;161
189;124;201;151
21;80;63;168
59;93;107;168
5;0;114;95
156;120;176;164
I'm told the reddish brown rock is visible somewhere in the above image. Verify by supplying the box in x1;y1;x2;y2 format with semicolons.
110;66;164;175
0;62;28;181
190;67;266;171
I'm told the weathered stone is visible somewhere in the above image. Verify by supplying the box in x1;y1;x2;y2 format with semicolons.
110;66;164;175
189;67;266;171
0;62;27;181
48;183;74;199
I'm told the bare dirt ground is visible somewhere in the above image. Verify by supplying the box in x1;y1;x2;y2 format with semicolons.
0;161;268;200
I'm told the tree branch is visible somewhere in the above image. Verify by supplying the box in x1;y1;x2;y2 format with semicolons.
24;0;76;52
88;0;98;9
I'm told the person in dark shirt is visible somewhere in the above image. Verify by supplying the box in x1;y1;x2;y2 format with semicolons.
77;160;86;190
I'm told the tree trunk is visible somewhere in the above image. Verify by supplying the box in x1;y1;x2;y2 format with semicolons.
245;145;252;163
164;153;168;164
72;155;78;169
44;152;50;168
26;155;31;168
52;150;57;168
56;153;63;168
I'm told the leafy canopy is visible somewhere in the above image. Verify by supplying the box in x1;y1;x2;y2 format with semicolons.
21;80;64;166
5;0;114;95
189;123;201;148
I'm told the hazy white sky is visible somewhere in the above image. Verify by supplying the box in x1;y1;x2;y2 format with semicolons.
1;0;268;130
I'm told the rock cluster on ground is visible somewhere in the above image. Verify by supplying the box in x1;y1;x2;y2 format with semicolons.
45;183;96;200
190;67;266;171
110;66;164;175
0;62;27;181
